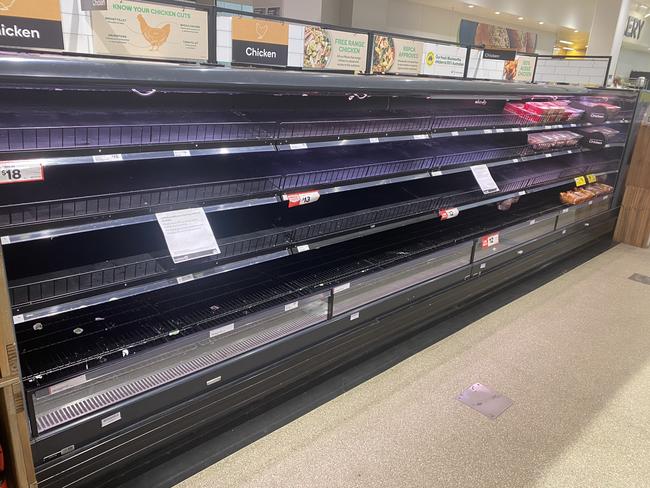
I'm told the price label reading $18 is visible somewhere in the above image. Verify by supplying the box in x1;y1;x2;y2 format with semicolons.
287;190;320;208
0;161;44;184
574;176;587;187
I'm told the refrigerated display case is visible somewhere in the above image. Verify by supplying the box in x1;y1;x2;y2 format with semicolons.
0;53;642;488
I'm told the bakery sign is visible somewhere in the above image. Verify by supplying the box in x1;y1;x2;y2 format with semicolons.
231;16;288;67
624;15;645;40
0;0;64;50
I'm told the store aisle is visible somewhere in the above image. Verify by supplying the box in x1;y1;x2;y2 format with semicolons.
173;243;650;488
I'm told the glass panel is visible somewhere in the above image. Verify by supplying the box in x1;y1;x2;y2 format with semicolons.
474;213;557;261
557;195;612;228
31;291;329;434
332;242;472;316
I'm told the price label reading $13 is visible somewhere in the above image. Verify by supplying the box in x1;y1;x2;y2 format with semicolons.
286;190;320;208
574;176;587;187
586;174;597;184
0;161;44;184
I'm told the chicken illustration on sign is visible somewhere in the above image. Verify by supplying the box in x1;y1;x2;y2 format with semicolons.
136;13;171;50
0;0;17;11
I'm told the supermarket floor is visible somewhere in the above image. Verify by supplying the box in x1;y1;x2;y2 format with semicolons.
129;241;650;488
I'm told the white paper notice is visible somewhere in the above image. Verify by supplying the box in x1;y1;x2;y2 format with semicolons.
156;208;220;264
470;165;500;194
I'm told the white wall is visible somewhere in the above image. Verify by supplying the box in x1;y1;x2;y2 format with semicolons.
616;47;650;78
321;0;341;25
282;0;323;22
348;0;555;54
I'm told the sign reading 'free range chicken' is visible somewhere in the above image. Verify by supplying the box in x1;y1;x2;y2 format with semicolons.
231;16;289;67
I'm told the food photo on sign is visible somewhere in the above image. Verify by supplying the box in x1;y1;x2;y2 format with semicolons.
303;25;367;72
459;19;537;53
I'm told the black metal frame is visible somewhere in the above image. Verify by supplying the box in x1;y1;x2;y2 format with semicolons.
32;209;619;488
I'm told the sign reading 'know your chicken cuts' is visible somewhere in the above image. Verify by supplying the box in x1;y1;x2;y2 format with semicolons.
91;0;208;61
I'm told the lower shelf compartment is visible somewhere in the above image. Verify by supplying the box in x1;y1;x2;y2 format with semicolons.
32;207;618;488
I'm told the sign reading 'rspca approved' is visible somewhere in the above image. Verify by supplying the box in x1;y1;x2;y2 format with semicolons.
231;17;289;67
0;0;64;50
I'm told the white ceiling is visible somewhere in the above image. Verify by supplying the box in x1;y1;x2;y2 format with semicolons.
407;0;596;33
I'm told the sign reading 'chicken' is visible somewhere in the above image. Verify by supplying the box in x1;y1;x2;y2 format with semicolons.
0;0;64;50
91;0;208;62
231;17;289;67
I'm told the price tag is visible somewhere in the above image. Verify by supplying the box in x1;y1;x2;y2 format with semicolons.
289;143;308;150
511;127;521;132
285;301;299;312
480;233;499;248
483;129;493;134
496;128;505;133
350;312;360;321
333;283;351;294
518;190;526;196
545;125;552;130
430;170;443;177
286;190;320;208
413;134;429;140
574;176;587;187
369;137;380;143
176;274;194;284
470;164;500;194
0;161;44;184
296;244;310;253
451;131;460;136
545;153;553;158
156;208;220;264
210;323;234;338
587;174;597;184
173;150;191;158
439;207;460;221
101;412;122;428
93;153;123;162
512;158;519;163
567;150;573;154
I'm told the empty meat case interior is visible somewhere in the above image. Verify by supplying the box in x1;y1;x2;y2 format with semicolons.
14;187;585;433
0;56;640;486
4;151;622;312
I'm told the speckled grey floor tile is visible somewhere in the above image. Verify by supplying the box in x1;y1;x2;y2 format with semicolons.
174;243;650;488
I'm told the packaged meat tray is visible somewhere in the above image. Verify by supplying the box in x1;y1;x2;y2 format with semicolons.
528;131;582;150
560;183;613;205
579;127;620;148
569;100;620;122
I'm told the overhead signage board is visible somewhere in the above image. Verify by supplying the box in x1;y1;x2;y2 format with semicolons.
303;25;367;72
372;35;422;75
0;0;64;50
421;42;466;78
91;0;209;61
231;16;288;67
469;48;537;83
